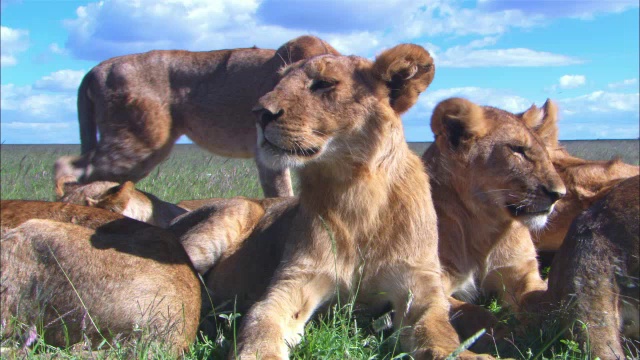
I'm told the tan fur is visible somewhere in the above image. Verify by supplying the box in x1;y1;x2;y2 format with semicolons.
541;175;639;359
54;35;340;198
516;100;640;252
422;98;566;319
58;180;187;228
199;44;496;359
0;200;201;353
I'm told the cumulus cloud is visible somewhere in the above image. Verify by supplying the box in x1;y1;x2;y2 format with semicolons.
1;26;29;67
33;69;86;92
1;84;76;119
558;91;640;115
61;0;554;61
559;75;586;89
431;40;583;68
608;78;638;89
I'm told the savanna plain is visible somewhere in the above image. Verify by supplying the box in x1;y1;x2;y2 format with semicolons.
1;140;639;359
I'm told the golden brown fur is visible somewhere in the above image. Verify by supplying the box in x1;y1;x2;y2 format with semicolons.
209;44;494;359
57;180;187;228
541;175;639;359
54;35;340;198
0;200;201;353
517;100;640;252
422;98;566;322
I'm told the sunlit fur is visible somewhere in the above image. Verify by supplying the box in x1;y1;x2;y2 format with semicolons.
227;45;492;359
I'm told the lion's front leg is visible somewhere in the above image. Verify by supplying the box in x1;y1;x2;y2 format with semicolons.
391;270;494;360
232;269;336;359
482;225;547;312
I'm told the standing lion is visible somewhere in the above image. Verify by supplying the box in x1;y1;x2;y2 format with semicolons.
54;35;339;198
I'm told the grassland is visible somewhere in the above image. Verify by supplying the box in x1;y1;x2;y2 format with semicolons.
1;140;638;359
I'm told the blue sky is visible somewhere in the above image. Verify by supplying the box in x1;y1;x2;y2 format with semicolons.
1;0;638;143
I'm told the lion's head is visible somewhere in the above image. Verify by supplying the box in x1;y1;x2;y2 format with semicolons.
428;97;566;230
253;44;435;175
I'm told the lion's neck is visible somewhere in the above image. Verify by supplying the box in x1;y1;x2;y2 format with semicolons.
297;121;432;247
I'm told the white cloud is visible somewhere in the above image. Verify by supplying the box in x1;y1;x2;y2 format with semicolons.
1;26;29;67
558;91;640;115
3;122;72;130
608;78;638;89
1;84;76;119
61;0;554;61
559;75;586;89
34;69;86;92
49;43;68;55
435;46;583;68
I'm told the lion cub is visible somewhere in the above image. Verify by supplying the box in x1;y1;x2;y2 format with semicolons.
422;98;566;314
222;45;491;359
0;200;201;353
543;175;639;359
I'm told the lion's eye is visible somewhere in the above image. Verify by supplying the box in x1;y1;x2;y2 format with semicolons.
508;145;529;158
310;79;337;92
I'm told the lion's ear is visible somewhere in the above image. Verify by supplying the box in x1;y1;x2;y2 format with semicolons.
372;44;435;114
431;98;487;149
55;175;81;199
519;99;559;148
95;181;135;213
535;99;560;148
276;35;341;65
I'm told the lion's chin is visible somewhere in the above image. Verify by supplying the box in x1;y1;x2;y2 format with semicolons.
506;203;555;231
256;127;325;170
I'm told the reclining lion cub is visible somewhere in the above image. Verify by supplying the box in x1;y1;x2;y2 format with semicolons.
0;200;201;354
515;100;640;253
542;175;639;359
54;35;339;198
209;44;492;359
422;98;566;317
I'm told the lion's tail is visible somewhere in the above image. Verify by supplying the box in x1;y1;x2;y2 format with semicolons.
78;71;97;154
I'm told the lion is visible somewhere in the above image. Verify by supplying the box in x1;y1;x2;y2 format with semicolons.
541;175;639;359
514;100;640;254
54;35;340;198
421;98;566;338
0;200;201;354
56;178;277;228
57;179;187;228
198;44;497;360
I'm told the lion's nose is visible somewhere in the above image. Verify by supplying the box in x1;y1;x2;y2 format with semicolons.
254;106;284;129
542;184;566;203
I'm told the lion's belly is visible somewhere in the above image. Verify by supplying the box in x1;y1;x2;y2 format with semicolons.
181;115;258;158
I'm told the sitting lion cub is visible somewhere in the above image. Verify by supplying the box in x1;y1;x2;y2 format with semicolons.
422;98;566;315
0;200;201;354
214;45;490;359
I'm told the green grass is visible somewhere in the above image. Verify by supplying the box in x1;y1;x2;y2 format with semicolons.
2;141;639;359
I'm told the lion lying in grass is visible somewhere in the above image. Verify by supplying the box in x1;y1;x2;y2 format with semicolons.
422;98;566;339
0;200;201;354
542;175;639;359
54;35;339;198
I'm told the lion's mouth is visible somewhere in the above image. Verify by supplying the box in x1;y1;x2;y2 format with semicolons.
506;203;552;217
263;138;321;158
